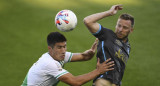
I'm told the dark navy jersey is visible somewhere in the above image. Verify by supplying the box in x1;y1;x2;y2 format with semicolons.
93;24;131;85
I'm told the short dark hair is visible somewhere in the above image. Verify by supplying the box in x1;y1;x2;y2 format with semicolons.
47;32;67;47
119;13;134;27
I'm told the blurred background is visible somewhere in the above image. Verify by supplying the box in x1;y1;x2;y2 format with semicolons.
0;0;160;86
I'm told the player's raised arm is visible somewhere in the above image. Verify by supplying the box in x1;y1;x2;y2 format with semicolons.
83;5;123;33
70;39;98;62
58;58;114;86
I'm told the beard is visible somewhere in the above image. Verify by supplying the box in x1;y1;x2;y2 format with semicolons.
119;35;128;41
116;32;129;41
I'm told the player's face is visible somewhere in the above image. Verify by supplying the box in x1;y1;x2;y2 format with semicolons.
48;42;67;61
115;18;133;40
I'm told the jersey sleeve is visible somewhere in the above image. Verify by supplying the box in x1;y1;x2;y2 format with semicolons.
92;24;114;41
46;61;69;79
64;52;73;63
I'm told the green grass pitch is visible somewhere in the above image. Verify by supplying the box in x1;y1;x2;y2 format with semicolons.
0;0;160;86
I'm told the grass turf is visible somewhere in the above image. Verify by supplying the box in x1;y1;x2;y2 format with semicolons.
0;0;159;86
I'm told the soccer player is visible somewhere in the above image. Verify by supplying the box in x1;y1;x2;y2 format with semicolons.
84;5;134;86
21;32;115;86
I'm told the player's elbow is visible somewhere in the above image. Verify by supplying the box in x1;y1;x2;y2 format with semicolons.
83;18;96;33
83;17;91;26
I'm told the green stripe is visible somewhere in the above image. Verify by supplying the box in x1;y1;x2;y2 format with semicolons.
68;53;73;62
55;71;68;79
61;61;64;65
21;74;28;86
59;61;63;66
59;61;64;66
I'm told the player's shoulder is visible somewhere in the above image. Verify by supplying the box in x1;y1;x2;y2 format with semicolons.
38;52;58;67
98;24;114;34
40;52;54;62
103;26;114;33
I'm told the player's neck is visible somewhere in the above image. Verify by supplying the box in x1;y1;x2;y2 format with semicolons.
122;38;128;43
48;52;54;59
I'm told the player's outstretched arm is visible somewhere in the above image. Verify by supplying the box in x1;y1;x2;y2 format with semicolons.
83;5;123;33
58;58;114;86
70;39;98;62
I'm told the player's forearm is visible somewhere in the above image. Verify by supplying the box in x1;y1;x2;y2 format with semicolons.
83;11;112;24
74;69;100;85
81;49;95;61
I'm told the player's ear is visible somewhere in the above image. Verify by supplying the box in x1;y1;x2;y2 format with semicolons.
48;46;52;51
130;28;134;33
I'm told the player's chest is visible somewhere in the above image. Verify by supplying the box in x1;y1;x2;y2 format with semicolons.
103;39;130;64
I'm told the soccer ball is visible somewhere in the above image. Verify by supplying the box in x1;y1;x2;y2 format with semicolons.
55;10;77;32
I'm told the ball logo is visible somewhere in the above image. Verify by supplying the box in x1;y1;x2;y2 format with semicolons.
56;10;69;26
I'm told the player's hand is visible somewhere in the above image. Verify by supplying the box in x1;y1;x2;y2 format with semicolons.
83;38;98;57
96;58;114;74
108;4;123;16
90;38;98;53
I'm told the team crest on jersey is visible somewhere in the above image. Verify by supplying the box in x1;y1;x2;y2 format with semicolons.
115;39;123;47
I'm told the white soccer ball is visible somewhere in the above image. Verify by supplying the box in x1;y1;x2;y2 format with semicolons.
55;10;77;32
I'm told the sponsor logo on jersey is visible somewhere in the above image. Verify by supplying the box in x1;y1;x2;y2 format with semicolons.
115;49;128;64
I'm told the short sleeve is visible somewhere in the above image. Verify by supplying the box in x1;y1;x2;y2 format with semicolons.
64;52;73;63
92;24;114;41
46;61;69;79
